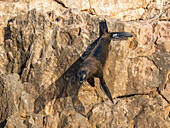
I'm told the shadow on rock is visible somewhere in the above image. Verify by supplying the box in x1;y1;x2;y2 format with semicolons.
34;32;102;115
34;20;109;115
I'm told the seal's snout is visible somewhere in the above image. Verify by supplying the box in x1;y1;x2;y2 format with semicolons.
80;79;84;84
78;70;87;84
79;76;84;84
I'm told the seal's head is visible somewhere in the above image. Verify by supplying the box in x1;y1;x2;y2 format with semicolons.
78;70;87;84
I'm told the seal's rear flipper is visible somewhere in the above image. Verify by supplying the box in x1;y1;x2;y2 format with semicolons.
100;78;114;103
99;20;108;37
111;32;132;39
87;77;95;87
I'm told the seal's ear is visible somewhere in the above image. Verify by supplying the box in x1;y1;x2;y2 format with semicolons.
99;19;108;36
111;32;132;39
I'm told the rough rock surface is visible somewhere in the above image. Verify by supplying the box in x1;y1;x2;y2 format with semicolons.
56;0;170;21
0;0;169;128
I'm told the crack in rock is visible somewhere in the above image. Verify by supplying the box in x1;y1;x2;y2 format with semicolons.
54;0;68;8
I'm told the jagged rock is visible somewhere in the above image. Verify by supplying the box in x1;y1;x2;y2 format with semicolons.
0;74;34;127
0;0;169;128
3;7;125;98
4;113;44;128
56;0;170;21
89;93;169;128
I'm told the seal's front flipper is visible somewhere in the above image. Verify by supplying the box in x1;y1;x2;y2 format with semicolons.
111;32;132;39
87;77;95;87
100;78;113;103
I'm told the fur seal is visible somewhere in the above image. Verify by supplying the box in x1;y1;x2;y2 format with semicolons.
78;21;132;103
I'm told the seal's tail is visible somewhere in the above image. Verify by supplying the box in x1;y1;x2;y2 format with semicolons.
110;32;132;39
99;20;108;36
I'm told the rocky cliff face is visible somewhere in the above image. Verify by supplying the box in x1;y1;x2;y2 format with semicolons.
0;0;169;128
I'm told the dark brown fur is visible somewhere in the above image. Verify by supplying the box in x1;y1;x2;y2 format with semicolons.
78;21;132;103
78;33;114;103
79;33;111;78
